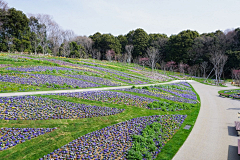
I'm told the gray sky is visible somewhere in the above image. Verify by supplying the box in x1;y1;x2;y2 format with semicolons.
6;0;240;37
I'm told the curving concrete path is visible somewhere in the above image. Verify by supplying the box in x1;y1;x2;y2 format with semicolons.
173;81;240;160
0;80;190;97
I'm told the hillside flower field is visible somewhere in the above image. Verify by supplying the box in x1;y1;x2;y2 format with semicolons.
0;53;200;160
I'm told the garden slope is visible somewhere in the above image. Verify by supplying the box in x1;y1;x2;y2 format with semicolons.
173;82;239;160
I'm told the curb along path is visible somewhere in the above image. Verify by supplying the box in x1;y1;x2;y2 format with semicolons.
173;81;239;160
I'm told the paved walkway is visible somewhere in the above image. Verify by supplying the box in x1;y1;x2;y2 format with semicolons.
173;81;240;160
0;80;190;97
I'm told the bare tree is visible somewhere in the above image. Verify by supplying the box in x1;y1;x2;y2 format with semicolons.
120;53;128;63
0;0;8;29
96;51;101;60
61;30;75;57
210;52;228;85
191;64;199;77
29;14;68;55
0;0;8;11
187;66;194;77
232;69;240;84
125;45;134;63
48;22;62;56
200;61;208;78
160;61;167;75
146;47;160;72
178;62;188;76
73;36;93;57
28;16;40;54
91;49;98;59
29;14;50;54
116;53;123;62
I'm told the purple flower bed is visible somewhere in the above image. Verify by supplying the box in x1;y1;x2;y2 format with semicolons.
41;58;80;67
0;74;100;88
0;127;56;151
40;115;186;160
115;88;197;104
113;76;147;85
40;58;102;74
179;82;191;87
66;74;122;86
170;88;196;96
5;66;77;72
223;90;240;99
0;64;10;68
81;65;149;85
169;82;191;90
54;91;158;108
156;87;197;100
0;96;124;120
9;55;36;60
128;69;170;81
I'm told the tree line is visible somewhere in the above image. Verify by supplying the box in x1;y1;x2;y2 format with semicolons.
1;0;240;79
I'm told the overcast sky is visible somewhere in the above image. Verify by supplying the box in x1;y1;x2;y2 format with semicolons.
6;0;240;37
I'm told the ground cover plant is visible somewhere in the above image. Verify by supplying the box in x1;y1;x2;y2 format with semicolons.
0;64;11;68
127;115;185;159
59;58;169;84
115;87;197;104
152;84;197;101
127;69;171;82
0;73;101;89
80;64;151;85
0;127;56;151
5;66;80;72
147;101;195;111
69;59;156;81
66;74;123;86
4;65;126;87
0;96;124;120
114;82;198;106
40;115;186;160
52;91;159;109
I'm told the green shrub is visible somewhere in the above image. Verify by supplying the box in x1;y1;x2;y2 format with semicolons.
52;69;57;74
142;86;150;90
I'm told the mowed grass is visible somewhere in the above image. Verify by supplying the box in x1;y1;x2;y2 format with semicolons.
0;83;200;160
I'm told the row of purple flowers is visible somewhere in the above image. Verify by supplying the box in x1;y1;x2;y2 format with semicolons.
0;127;56;151
0;73;100;88
52;91;158;108
0;96;124;120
